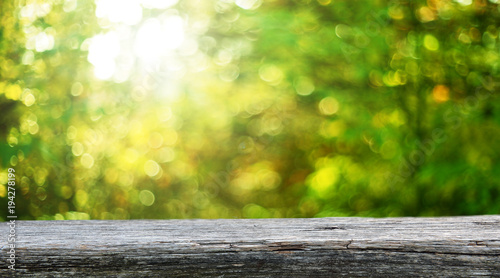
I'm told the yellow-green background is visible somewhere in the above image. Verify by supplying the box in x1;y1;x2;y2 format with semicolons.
1;0;500;220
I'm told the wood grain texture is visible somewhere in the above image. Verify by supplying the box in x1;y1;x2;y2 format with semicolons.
1;216;500;277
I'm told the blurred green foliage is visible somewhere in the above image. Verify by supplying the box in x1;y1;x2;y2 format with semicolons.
1;0;499;220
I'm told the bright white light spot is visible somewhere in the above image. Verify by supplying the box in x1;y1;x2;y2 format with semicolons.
134;19;164;61
94;60;116;80
235;0;262;10
88;32;121;79
88;32;120;65
34;32;54;52
140;0;178;9
20;4;35;20
87;2;188;87
163;16;185;49
134;16;184;62
95;0;142;25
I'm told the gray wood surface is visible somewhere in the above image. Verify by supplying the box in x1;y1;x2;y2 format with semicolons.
1;216;500;277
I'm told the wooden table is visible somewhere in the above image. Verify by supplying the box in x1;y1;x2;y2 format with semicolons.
2;216;500;277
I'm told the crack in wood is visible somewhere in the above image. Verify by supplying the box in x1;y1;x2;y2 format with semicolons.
316;226;346;230
472;221;500;226
268;242;306;252
345;240;353;249
475;241;487;247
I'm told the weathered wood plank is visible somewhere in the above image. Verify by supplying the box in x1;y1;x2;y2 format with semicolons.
2;216;500;277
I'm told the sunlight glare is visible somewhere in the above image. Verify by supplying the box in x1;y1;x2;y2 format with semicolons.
134;15;185;62
163;16;185;50
140;0;178;9
95;0;142;25
87;31;120;80
89;1;187;81
235;0;262;10
134;19;164;61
